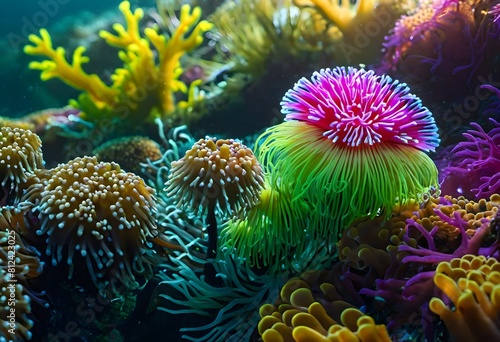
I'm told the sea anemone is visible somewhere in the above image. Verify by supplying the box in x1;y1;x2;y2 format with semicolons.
429;254;500;341
379;0;499;103
26;156;157;290
166;137;265;259
1;228;43;281
440;119;500;200
220;176;313;270
166;137;265;216
257;66;440;238
0;127;44;195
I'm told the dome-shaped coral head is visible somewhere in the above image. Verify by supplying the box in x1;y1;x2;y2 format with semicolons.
258;66;440;238
29;156;157;290
379;0;498;101
0;127;43;198
166;138;265;217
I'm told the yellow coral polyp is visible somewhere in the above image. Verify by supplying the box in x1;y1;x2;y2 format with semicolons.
24;1;212;128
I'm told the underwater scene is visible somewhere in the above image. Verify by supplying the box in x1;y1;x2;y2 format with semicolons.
1;0;500;341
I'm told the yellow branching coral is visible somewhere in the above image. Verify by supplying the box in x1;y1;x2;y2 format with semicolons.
24;28;119;108
293;0;376;33
430;254;500;342
24;1;212;130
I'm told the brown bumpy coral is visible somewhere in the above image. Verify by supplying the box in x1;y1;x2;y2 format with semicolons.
339;194;500;269
430;254;500;341
410;194;500;253
166;137;265;216
0;268;33;341
93;135;163;176
0;127;44;193
25;156;157;290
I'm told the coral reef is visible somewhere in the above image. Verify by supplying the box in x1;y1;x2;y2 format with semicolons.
2;0;500;340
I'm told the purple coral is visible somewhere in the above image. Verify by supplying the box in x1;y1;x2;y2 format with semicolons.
440;119;500;199
378;0;500;105
360;207;499;340
491;3;500;28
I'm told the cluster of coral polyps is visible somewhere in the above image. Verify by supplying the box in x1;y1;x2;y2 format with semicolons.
166;137;265;216
1;126;159;292
335;193;500;340
0;126;43;195
25;156;158;289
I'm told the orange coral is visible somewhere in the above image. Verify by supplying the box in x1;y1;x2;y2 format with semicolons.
430;254;500;341
258;270;365;341
407;194;499;252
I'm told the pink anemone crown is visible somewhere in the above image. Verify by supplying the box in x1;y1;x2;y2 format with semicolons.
281;66;440;152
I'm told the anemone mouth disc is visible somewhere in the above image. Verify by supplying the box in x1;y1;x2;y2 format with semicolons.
281;67;440;152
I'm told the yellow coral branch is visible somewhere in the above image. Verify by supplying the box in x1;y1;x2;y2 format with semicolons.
99;1;144;49
293;0;376;33
145;4;213;113
24;28;118;108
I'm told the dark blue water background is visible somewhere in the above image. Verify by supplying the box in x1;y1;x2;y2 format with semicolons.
0;0;153;116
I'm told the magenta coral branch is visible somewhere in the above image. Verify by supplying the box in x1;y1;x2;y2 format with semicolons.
400;209;491;264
